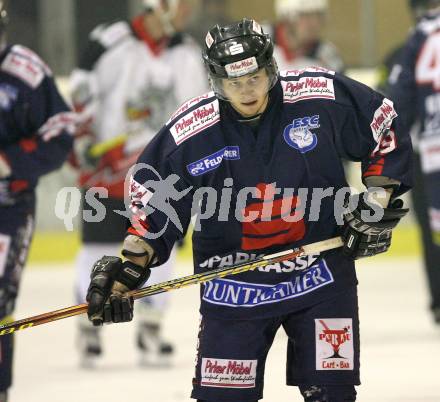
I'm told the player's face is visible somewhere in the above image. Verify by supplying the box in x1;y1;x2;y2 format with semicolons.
222;68;270;117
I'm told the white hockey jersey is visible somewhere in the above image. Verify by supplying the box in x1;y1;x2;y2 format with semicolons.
272;23;344;73
70;17;208;195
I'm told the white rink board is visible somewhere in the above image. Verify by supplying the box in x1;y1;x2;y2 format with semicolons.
10;258;440;402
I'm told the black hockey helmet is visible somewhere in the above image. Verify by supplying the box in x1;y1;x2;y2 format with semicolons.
202;18;278;100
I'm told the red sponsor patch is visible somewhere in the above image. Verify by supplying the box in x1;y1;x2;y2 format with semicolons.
315;318;354;371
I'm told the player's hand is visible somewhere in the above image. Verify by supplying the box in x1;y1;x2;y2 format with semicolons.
86;256;150;326
342;193;408;259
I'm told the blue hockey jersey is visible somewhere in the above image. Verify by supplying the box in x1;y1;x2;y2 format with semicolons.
128;68;412;319
0;45;74;205
387;11;440;241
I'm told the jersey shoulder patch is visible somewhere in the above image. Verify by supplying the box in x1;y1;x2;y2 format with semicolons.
1;45;51;88
167;92;220;146
370;98;398;142
280;71;336;104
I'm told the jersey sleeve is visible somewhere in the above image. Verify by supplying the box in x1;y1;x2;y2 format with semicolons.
0;51;74;187
386;31;420;135
126;127;194;266
334;74;413;195
172;40;210;104
69;21;131;124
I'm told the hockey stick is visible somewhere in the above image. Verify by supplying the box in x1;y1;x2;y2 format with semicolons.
0;236;343;336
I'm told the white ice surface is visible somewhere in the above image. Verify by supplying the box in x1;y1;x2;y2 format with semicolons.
9;257;440;402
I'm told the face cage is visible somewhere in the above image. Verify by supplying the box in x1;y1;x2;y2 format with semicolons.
208;64;279;101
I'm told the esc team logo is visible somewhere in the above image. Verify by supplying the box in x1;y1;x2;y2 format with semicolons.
283;115;319;153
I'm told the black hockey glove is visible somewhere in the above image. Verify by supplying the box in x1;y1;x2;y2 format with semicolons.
86;256;151;326
342;193;408;259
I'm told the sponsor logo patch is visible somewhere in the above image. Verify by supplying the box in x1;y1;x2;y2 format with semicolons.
370;98;397;142
315;318;354;371
205;32;214;48
225;57;259;78
187;146;240;176
283;115;319;153
229;43;245;55
200;251;320;272
167;92;215;125
170;100;220;145
201;358;257;388
282;77;335;103
129;177;154;206
38;112;76;141
202;259;334;307
1;46;50;88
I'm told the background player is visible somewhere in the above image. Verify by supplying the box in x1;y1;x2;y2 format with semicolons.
272;0;344;72
387;0;440;325
0;1;74;400
69;0;208;367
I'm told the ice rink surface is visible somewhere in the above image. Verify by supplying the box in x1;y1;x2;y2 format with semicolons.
9;257;440;402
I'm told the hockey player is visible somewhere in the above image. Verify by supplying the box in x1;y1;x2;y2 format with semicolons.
69;0;208;366
85;19;411;401
387;0;440;324
273;0;344;72
0;2;74;400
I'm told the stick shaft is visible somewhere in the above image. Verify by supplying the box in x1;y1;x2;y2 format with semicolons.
0;236;343;336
